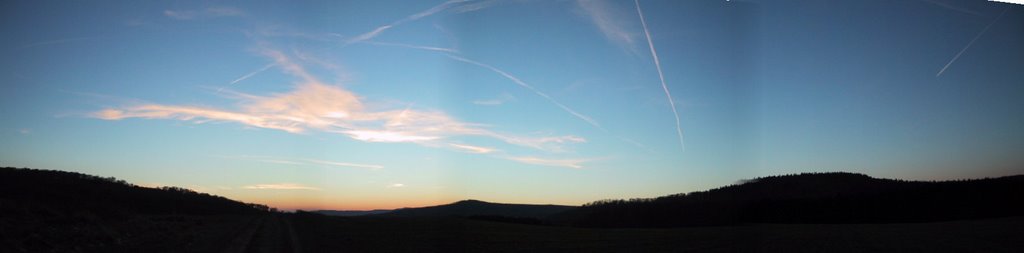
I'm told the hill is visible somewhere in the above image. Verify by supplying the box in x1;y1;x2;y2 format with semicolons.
0;167;270;252
3;167;1023;252
551;172;1024;227
313;209;392;216
379;199;575;220
0;167;268;216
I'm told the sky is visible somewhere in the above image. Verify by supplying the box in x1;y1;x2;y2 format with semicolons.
1;0;1023;210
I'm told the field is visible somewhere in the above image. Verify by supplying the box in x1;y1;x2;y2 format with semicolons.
288;214;1024;252
0;213;256;252
5;212;1022;252
4;168;1022;252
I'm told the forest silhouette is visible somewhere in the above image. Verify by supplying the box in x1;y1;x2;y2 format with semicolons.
552;172;1024;227
3;167;1023;252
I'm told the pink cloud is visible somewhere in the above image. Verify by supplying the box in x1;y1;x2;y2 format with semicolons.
92;47;588;167
502;156;589;169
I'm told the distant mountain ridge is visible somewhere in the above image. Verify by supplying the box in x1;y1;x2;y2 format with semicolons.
377;199;576;219
551;172;1024;227
313;209;393;216
5;166;1022;230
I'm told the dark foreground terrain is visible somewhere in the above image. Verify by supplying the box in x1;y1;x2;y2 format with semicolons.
3;167;1023;252
9;211;1019;252
288;213;1024;253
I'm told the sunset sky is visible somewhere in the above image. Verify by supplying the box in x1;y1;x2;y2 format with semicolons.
2;0;1023;210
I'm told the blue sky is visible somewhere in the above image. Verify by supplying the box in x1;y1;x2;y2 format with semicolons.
1;0;1022;210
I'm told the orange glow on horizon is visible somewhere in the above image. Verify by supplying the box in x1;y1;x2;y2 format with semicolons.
260;198;464;211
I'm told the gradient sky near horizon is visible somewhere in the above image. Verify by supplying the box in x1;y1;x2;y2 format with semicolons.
2;0;1023;210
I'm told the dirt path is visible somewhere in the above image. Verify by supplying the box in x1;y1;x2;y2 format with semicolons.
219;216;266;253
221;214;301;253
282;215;302;253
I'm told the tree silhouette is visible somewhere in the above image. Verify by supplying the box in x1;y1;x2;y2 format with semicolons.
551;172;1024;228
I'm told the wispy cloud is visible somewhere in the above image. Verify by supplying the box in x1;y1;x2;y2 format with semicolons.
936;7;1009;77
304;158;386;170
346;0;471;44
353;40;602;131
472;93;515;106
451;0;501;13
251;26;347;42
219;63;276;92
362;40;459;53
915;0;985;17
635;0;685;152
93;47;586;165
349;37;608;166
348;26;392;44
387;183;405;188
343;130;441;143
248;158;307;165
576;0;640;53
94;104;307;133
446;54;604;130
230;63;276;85
450;143;498;154
19;36;101;50
502;156;589;169
164;7;244;20
243;183;319;190
434;23;461;52
222;155;384;169
494;135;585;154
612;135;656;155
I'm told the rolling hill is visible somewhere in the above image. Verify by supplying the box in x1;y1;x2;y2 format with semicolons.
0;167;268;216
313;209;393;216
378;199;576;219
4;167;1023;252
0;167;270;252
551;172;1024;227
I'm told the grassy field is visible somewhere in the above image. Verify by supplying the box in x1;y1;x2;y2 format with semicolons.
5;212;1021;252
0;213;258;253
289;214;1024;252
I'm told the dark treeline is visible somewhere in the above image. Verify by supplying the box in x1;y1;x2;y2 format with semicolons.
551;172;1024;228
0;167;268;218
1;167;273;252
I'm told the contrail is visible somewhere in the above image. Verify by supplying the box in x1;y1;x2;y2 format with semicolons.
362;40;459;53
219;63;275;92
19;36;101;50
231;63;275;85
346;0;470;45
916;0;985;17
618;136;656;154
635;0;685;152
446;54;604;130
358;40;603;131
937;7;1009;77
